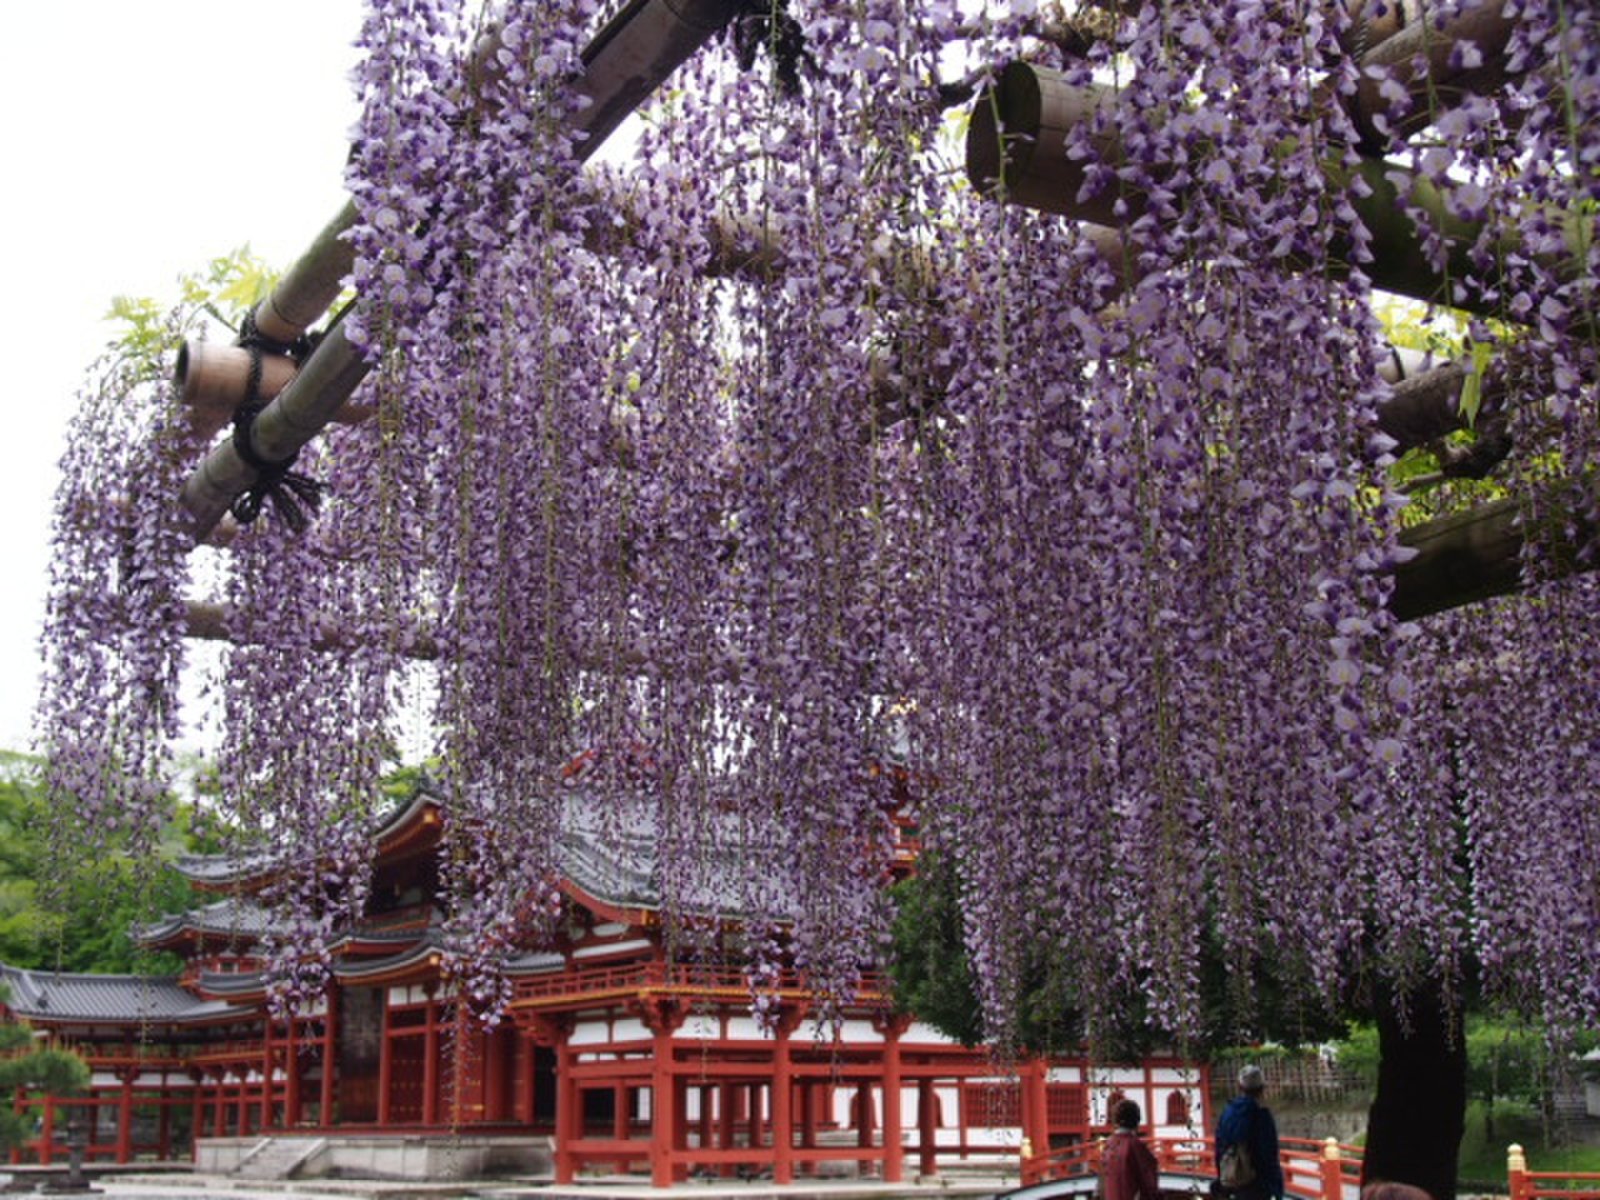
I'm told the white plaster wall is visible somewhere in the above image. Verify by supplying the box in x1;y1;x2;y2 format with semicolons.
569;1018;613;1046
609;1017;650;1043
573;938;652;960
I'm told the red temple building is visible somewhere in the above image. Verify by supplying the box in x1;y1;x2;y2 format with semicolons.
0;786;1209;1183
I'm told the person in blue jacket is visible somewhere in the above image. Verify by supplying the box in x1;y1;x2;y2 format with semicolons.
1215;1065;1284;1200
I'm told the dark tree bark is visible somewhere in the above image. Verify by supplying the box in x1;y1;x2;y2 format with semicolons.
1362;982;1467;1200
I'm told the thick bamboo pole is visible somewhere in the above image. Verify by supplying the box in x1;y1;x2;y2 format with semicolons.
966;63;1589;315
1348;0;1516;150
1392;480;1597;620
250;200;359;347
176;341;369;443
177;0;742;542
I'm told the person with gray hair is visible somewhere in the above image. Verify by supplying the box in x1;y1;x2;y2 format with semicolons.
1213;1065;1283;1200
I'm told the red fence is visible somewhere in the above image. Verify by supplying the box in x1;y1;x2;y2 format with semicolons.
1029;1137;1600;1200
1023;1134;1364;1199
1509;1145;1600;1200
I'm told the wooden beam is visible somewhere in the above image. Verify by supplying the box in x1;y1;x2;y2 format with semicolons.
176;0;743;543
1392;482;1598;620
1349;0;1517;150
966;62;1589;315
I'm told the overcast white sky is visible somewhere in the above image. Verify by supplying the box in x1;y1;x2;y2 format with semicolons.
0;2;365;751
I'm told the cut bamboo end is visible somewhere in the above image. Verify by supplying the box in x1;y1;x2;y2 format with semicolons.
176;342;300;441
175;340;371;441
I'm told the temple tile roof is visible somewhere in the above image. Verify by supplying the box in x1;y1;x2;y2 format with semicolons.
557;786;794;922
135;894;271;946
174;790;439;888
0;964;250;1025
168;784;800;934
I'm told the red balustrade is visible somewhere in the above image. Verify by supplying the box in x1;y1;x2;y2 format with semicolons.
1508;1144;1600;1200
1024;1134;1365;1200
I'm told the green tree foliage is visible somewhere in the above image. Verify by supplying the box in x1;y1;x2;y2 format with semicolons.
0;997;89;1151
889;851;1346;1061
0;752;197;975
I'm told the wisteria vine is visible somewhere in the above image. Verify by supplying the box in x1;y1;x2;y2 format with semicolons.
37;0;1600;1048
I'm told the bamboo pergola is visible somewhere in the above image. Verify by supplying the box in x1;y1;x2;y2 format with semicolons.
169;0;1595;648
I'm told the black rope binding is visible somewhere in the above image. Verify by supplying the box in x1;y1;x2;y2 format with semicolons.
228;312;326;533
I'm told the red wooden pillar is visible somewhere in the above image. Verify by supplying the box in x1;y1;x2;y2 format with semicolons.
376;992;393;1127
749;1083;764;1146
422;996;440;1127
800;1081;818;1149
285;1018;302;1127
485;1027;507;1123
917;1080;938;1178
40;1094;55;1165
553;1038;578;1183
855;1081;876;1175
513;1031;533;1125
319;987;340;1128
879;1017;907;1183
211;1070;226;1139
157;1084;172;1160
116;1069;135;1163
189;1072;204;1152
718;1081;736;1176
1022;1058;1049;1165
234;1067;249;1138
650;1038;677;1186
638;997;685;1188
261;1017;275;1132
613;1085;629;1141
770;1011;796;1185
10;1088;23;1164
697;1084;713;1151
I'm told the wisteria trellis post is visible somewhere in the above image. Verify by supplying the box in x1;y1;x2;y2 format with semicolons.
39;0;1599;1194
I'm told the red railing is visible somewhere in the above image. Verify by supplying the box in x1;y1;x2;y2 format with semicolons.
1024;1135;1364;1200
512;962;888;1005
1509;1145;1600;1200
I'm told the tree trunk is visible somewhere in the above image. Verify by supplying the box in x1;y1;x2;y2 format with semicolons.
1362;982;1466;1200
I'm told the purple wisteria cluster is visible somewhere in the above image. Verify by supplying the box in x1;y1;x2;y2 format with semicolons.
37;0;1600;1045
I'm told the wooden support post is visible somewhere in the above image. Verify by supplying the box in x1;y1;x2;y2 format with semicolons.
377;994;393;1127
1023;1059;1050;1169
234;1068;249;1138
261;1016;275;1131
918;1080;938;1178
211;1071;225;1138
801;1081;817;1149
117;1070;135;1163
651;1043;677;1188
158;1086;171;1160
189;1073;203;1152
285;1018;302;1127
719;1081;737;1176
882;1032;905;1183
422;996;440;1127
554;1037;578;1183
1508;1145;1530;1200
116;1068;136;1164
40;1094;55;1166
320;988;340;1128
1321;1137;1344;1200
771;1022;794;1184
485;1027;508;1123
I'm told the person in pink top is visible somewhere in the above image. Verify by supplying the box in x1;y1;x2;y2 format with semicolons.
1102;1099;1161;1200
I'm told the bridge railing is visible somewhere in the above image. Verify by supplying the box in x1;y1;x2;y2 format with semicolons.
1024;1134;1364;1200
1508;1145;1600;1200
